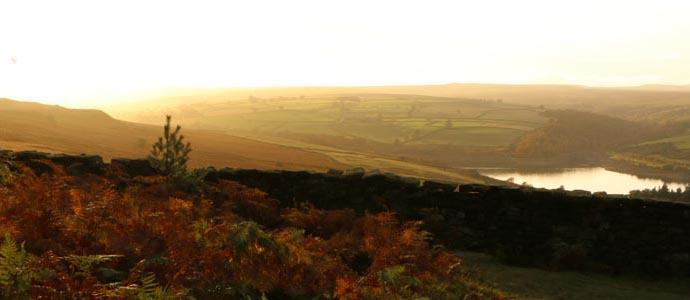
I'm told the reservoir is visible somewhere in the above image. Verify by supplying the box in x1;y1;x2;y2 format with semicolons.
481;167;687;194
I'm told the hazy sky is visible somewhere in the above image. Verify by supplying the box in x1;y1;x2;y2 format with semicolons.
1;0;690;107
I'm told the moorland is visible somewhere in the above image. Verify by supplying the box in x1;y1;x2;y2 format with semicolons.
0;149;689;298
3;84;690;298
109;84;690;184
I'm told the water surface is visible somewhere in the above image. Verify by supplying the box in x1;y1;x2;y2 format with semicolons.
481;167;687;194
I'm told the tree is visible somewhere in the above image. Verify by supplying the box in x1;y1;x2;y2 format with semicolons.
149;115;191;180
149;116;206;191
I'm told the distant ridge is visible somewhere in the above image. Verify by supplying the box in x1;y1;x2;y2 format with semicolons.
108;83;690;121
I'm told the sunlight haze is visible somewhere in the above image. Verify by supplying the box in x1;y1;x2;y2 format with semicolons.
1;0;690;108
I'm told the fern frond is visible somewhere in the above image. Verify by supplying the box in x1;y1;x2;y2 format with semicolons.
0;235;37;298
64;254;122;277
136;272;159;299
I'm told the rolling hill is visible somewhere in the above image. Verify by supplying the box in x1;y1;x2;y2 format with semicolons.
112;93;548;169
0;98;345;171
0;98;494;184
512;110;673;158
105;88;690;177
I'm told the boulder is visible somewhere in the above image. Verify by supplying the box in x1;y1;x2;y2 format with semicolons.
49;154;104;175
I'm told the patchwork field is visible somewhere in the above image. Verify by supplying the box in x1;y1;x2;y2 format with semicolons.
133;94;547;177
136;94;546;146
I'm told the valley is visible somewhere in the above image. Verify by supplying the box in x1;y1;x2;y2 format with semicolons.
7;83;690;193
4;2;690;298
109;85;690;193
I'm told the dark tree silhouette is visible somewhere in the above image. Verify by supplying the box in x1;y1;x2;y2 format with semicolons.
149;115;191;180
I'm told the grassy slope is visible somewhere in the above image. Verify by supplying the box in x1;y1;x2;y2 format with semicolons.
460;252;690;300
512;110;662;158
0;98;345;171
640;132;690;149
243;134;493;184
611;130;690;173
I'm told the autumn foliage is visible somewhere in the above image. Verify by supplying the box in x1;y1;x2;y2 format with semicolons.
0;159;504;299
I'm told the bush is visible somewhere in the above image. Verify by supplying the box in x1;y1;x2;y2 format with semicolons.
170;167;207;192
0;163;505;298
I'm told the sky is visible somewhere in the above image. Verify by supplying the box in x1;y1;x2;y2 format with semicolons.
1;0;690;108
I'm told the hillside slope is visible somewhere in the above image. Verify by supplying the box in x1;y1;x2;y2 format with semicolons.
512;110;677;158
0;98;345;171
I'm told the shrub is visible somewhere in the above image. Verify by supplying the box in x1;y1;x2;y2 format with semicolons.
170;167;208;192
0;163;13;185
0;235;38;299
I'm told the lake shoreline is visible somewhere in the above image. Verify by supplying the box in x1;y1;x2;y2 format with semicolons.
603;159;690;184
479;166;689;195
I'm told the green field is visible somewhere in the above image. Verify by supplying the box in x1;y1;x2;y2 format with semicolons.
182;95;546;147
461;252;690;300
123;91;690;182
154;94;547;182
638;130;690;150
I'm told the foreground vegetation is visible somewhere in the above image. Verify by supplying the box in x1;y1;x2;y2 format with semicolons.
0;117;507;298
2;148;690;297
225;169;690;277
0;157;505;299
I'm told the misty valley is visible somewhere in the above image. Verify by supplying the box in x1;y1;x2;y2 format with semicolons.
3;84;690;299
110;85;690;200
3;1;690;298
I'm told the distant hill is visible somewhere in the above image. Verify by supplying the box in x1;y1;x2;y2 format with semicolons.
0;98;345;171
512;110;677;158
627;84;690;92
108;84;690;124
